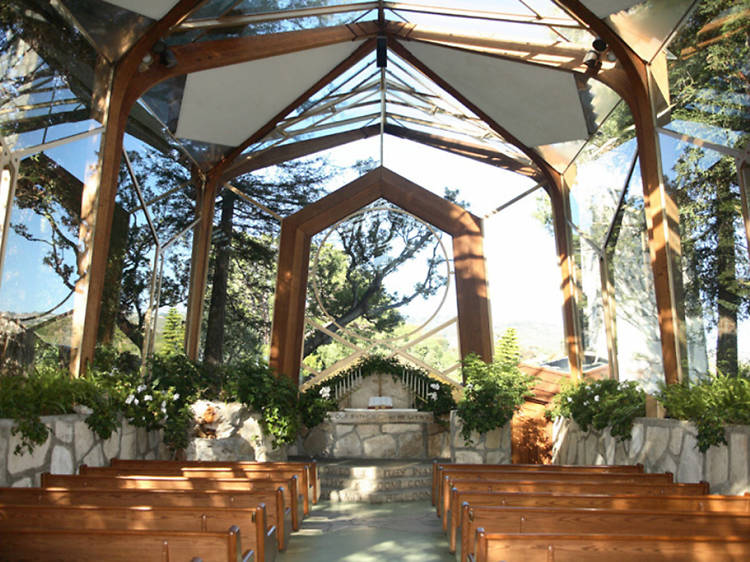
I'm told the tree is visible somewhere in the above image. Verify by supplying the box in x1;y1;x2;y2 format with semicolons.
666;0;750;375
303;201;449;358
161;308;185;355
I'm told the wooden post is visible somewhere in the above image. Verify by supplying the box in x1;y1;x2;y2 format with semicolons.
184;174;215;359
547;176;584;381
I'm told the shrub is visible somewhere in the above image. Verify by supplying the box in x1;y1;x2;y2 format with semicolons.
658;372;750;452
546;378;646;441
456;351;534;444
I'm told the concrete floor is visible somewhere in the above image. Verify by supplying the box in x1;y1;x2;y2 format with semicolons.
277;501;454;562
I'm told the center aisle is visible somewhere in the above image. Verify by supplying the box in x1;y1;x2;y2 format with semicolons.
277;501;454;561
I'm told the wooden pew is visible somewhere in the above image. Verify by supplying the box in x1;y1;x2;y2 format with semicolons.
471;529;750;562
82;463;312;516
0;502;276;562
1;485;289;551
41;472;303;531
442;478;709;531
111;458;319;504
0;485;292;550
461;504;750;562
0;525;252;562
448;490;750;554
438;470;679;523
431;462;643;505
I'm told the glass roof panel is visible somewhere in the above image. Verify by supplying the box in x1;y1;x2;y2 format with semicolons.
61;0;156;61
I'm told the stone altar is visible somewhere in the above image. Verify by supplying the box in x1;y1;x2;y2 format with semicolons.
294;409;451;459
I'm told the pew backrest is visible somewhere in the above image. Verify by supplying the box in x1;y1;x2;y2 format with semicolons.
431;462;643;505
0;525;251;562
0;502;274;562
472;529;750;562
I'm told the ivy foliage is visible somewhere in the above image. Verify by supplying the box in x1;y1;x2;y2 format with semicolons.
456;333;535;444
546;378;646;441
658;372;750;452
304;354;457;420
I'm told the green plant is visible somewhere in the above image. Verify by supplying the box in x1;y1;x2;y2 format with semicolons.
658;372;750;452
547;378;646;441
298;388;337;429
456;352;535;444
235;360;301;446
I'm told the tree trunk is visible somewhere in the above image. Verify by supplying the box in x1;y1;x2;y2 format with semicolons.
204;193;235;365
715;177;739;375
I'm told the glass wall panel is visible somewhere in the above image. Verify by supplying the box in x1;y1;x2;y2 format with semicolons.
611;160;664;391
660;132;748;378
0;132;101;371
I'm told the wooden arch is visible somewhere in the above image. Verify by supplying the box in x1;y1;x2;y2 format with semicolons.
269;166;493;383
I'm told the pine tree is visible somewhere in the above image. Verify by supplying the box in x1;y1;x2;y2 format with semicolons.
162;308;185;356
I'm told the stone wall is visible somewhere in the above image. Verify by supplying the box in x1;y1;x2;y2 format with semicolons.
187;401;288;462
551;417;750;494
449;411;512;464
291;410;450;459
0;414;166;487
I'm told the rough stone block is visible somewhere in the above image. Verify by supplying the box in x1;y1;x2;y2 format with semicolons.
361;434;394;458
148;430;160;449
729;432;748;488
8;431;51;475
486;449;509;464
120;427;137;460
136;427;149;455
50;446;74;475
356;424;380;440
382;424;421;434
82;445;104;468
660;454;677;476
428;431;450;459
74;420;94;461
335;431;364;457
55;420;74;444
614;442;629;465
603;433;615;465
585;434;598;464
706;444;729;485
335;424;355;437
676;432;703;483
11;477;32;488
629;423;644;457
484;428;501;450
576;439;585;464
303;424;334;457
669;426;684;456
102;431;121;461
644;425;669;464
454;450;483;464
187;436;253;461
0;424;9;485
397;432;424;458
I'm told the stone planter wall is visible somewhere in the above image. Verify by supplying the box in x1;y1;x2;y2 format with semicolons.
290;410;449;459
551;417;750;495
0;414;166;487
187;401;287;462
449;411;512;464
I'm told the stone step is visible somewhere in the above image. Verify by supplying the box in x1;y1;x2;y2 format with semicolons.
318;463;433;479
325;487;432;503
320;475;432;493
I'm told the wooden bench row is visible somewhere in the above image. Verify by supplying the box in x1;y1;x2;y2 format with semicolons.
433;462;750;562
0;458;317;561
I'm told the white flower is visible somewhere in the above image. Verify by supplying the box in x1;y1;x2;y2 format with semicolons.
594;395;600;402
133;398;140;405
173;393;180;401
320;387;331;399
125;394;135;405
144;394;153;402
429;383;440;390
427;391;438;400
137;384;146;393
567;397;573;403
466;383;474;391
161;400;167;409
161;407;167;414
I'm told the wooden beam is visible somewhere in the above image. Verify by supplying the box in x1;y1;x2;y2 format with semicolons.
70;0;205;377
184;174;215;359
220;125;381;183
269;166;493;382
383;124;540;179
555;0;687;384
